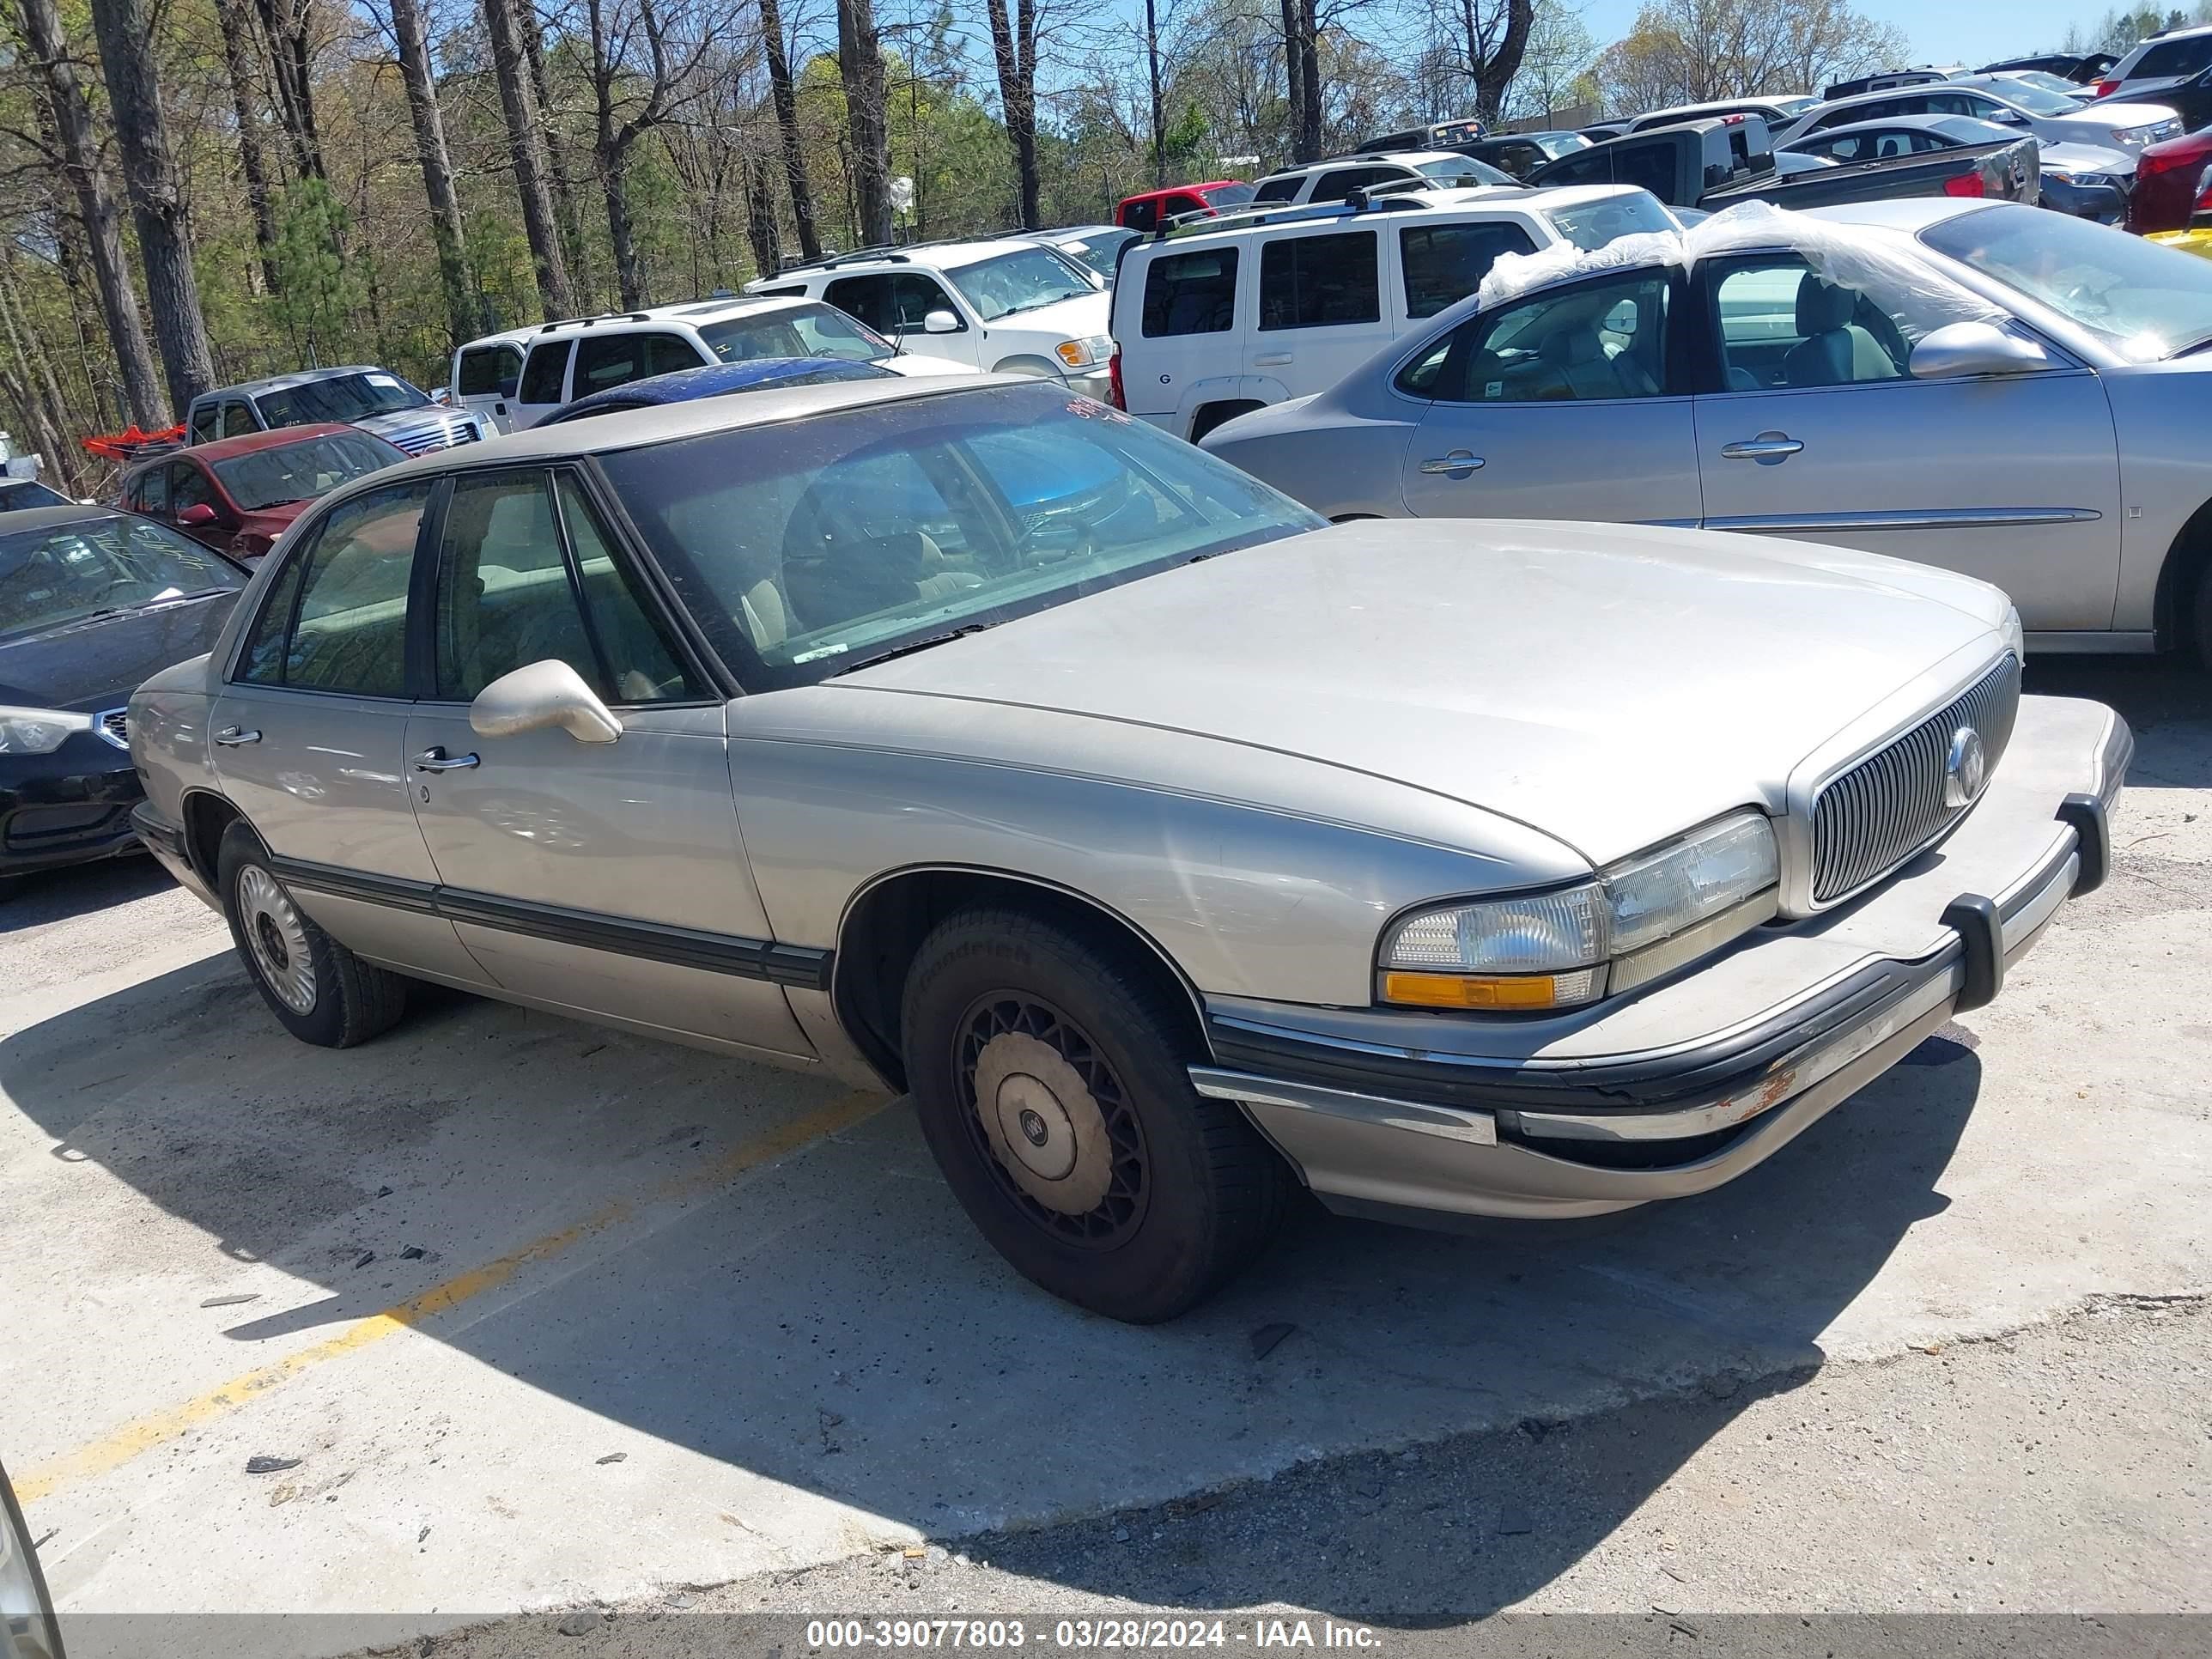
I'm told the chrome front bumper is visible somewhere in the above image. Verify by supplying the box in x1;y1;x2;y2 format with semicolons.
1190;695;2130;1224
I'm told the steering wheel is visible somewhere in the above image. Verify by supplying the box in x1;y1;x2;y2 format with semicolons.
1013;514;1092;568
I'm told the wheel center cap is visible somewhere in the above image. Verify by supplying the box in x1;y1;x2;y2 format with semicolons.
994;1073;1078;1182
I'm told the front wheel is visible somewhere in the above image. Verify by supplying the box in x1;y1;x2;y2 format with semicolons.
901;907;1293;1322
218;821;409;1048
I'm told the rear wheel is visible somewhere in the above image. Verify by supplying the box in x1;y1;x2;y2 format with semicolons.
217;821;408;1048
901;907;1293;1322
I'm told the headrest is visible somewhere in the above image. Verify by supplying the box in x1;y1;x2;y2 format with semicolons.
1541;327;1604;366
1796;276;1856;336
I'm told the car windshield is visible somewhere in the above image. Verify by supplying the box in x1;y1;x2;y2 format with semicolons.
1419;156;1517;185
0;478;69;512
210;430;397;510
697;302;896;363
1923;204;2212;359
1930;116;2010;144
1984;81;2076;113
1544;190;1677;248
2000;70;2086;98
255;371;428;426
945;248;1097;320
1055;228;1138;280
598;382;1323;691
0;514;241;641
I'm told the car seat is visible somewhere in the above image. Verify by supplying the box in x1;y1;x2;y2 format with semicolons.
1536;326;1657;399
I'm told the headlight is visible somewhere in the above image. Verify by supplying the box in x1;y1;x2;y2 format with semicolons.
1378;811;1780;1012
0;705;91;756
2045;169;2115;186
1054;335;1113;369
2112;126;2155;148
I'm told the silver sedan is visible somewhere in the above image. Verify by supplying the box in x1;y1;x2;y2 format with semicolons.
1201;198;2212;661
128;376;2125;1319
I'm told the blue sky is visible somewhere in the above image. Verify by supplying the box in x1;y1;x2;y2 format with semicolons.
1573;0;2092;69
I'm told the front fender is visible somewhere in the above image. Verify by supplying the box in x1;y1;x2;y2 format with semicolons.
725;693;1589;1006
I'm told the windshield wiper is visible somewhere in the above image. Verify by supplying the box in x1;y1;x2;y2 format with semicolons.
993;297;1080;318
830;622;995;676
2174;334;2212;358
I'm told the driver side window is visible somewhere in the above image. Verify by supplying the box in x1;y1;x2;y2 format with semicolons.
1396;270;1670;403
434;471;698;705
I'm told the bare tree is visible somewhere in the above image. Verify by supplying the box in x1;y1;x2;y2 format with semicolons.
984;0;1039;225
757;0;821;258
379;0;479;348
583;0;721;306
13;0;167;426
88;0;217;414
1449;0;1533;124
742;143;782;275
252;0;325;179
836;0;891;246
482;0;578;316
519;0;594;303
1278;0;1304;158
213;0;283;295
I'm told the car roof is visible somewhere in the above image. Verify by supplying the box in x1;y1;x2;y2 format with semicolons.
1804;197;1995;231
326;374;1012;496
1633;97;1802;121
787;238;1050;277
1127;182;1643;253
155;422;367;467
198;365;394;399
546;357;895;421
0;503;130;534
1121;181;1241;201
1789;112;1968;137
1810;83;2015;118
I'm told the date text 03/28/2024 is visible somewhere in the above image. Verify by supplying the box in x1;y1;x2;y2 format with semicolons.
804;1620;1383;1649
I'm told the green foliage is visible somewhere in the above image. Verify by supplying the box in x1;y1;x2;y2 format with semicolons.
270;179;360;362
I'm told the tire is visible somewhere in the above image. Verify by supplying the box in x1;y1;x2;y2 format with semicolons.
217;821;408;1048
901;906;1293;1322
2194;569;2212;665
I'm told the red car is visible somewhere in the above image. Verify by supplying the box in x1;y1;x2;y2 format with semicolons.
116;422;404;562
2129;128;2212;234
1115;179;1257;233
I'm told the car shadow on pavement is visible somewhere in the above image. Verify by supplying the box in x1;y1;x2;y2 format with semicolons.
0;920;1981;1624
0;854;174;935
2027;654;2212;788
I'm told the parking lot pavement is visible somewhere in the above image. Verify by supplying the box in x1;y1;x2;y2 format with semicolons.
2;659;2207;1647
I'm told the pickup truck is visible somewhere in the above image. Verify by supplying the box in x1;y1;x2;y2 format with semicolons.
1524;115;2039;213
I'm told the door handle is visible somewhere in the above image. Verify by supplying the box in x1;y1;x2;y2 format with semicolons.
414;746;479;772
1418;450;1485;475
1252;352;1295;368
1720;434;1804;461
213;726;261;746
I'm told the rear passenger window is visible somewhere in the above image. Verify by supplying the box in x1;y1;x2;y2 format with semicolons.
457;343;523;398
574;331;700;395
240;483;429;696
519;340;572;404
1400;222;1536;319
1258;232;1379;331
2136;35;2212;76
1402;270;1670;404
1140;249;1238;337
1251;177;1300;204
1309;168;1386;203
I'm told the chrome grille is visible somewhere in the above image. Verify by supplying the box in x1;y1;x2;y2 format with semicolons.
386;416;478;455
97;708;129;750
1809;656;2021;904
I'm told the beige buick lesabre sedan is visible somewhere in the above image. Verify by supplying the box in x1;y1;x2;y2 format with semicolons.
128;375;2129;1321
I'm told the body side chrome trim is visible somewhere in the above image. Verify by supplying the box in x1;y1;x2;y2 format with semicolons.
266;854;834;989
1705;506;2103;534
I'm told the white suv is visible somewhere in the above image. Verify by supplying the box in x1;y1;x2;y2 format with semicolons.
743;239;1115;398
1110;185;1676;441
449;294;973;433
1248;150;1513;206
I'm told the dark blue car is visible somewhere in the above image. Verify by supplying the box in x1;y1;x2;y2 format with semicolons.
538;357;895;426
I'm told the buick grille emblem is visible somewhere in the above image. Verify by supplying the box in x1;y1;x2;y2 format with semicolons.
1944;726;1987;809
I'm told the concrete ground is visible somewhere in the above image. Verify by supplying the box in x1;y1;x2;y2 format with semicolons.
1;657;2206;1656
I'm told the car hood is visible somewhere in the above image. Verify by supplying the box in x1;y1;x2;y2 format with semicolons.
839;520;2010;865
884;352;979;377
2060;100;2179;131
0;589;241;712
975;290;1111;340
2039;140;2136;173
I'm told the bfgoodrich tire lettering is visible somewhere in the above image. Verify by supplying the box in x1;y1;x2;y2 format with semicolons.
901;907;1292;1321
217;821;409;1048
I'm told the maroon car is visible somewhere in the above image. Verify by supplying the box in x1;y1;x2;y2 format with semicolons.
117;422;404;562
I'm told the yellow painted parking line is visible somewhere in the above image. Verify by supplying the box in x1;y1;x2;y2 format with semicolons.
17;1087;890;1507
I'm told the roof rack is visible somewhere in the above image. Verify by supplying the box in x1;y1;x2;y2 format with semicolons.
771;235;979;276
1152;191;1442;240
538;310;652;333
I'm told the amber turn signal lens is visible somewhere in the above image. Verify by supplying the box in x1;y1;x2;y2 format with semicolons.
1383;971;1563;1010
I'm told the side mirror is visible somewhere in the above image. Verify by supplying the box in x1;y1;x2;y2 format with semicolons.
176;501;218;526
1;1457;65;1659
921;308;960;334
469;659;623;744
1910;320;2052;379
